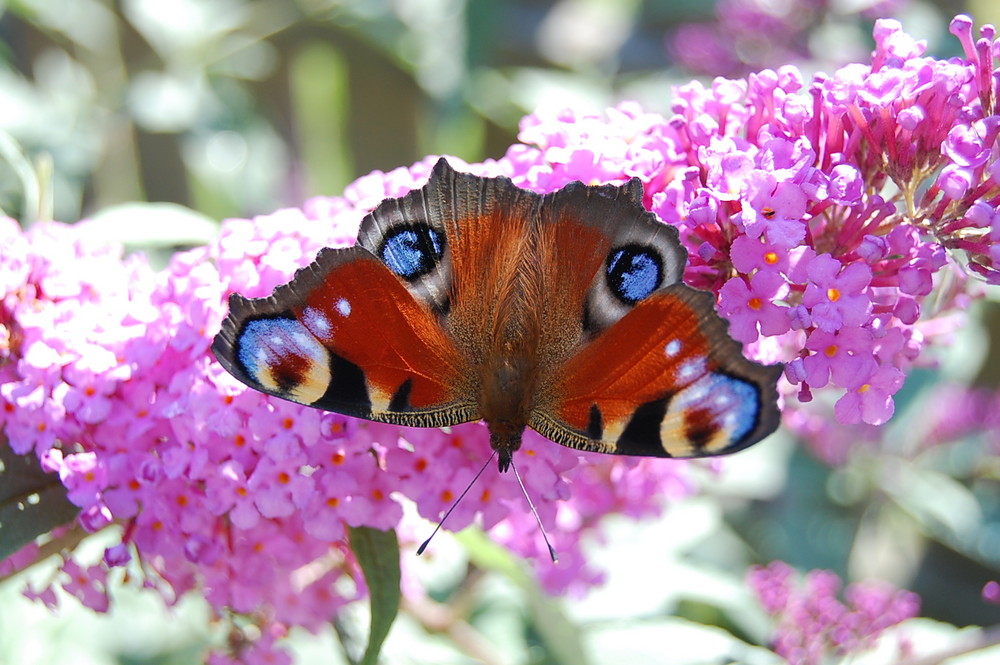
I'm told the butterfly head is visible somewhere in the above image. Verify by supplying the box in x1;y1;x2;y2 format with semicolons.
489;426;522;472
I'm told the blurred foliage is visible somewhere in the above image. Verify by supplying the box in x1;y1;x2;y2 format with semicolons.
0;433;79;561
0;0;969;225
2;1;1000;664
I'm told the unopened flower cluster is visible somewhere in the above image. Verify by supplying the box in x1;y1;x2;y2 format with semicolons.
3;13;998;664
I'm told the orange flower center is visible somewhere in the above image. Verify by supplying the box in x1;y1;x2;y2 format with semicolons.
827;288;841;302
748;297;763;310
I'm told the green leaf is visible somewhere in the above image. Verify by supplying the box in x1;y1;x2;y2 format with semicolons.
888;464;983;541
348;525;401;665
0;130;45;224
0;437;80;562
86;202;218;249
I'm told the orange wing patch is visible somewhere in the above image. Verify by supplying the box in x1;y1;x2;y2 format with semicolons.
297;254;469;412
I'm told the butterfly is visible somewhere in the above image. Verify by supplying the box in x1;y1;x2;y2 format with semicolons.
212;158;782;474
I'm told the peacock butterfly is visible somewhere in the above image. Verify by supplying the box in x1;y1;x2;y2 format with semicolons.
212;158;782;476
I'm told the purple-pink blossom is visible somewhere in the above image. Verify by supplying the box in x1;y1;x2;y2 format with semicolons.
984;581;1000;604
748;561;920;665
719;271;791;342
834;363;905;426
801;255;872;332
60;559;110;613
802;327;877;390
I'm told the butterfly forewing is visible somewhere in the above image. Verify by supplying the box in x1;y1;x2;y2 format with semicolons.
212;245;478;428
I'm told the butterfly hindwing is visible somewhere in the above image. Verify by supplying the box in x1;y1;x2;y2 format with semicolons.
534;284;783;458
212;245;478;427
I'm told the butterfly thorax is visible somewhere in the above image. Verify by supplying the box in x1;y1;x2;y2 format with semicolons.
477;320;544;471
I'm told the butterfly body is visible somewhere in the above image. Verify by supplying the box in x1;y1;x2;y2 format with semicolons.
213;159;782;470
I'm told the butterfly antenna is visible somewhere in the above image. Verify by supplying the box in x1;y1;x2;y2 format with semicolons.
417;450;497;555
508;457;558;563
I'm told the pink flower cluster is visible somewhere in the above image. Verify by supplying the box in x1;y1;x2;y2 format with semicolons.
667;0;905;77
0;202;691;661
748;561;921;665
669;0;824;76
508;16;1000;430
913;382;1000;454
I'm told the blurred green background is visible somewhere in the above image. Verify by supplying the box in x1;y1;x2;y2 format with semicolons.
3;1;1000;664
1;0;993;226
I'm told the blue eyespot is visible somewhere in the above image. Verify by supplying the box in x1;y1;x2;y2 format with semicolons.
236;317;325;388
380;225;445;280
669;371;761;448
702;372;760;443
606;245;662;304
